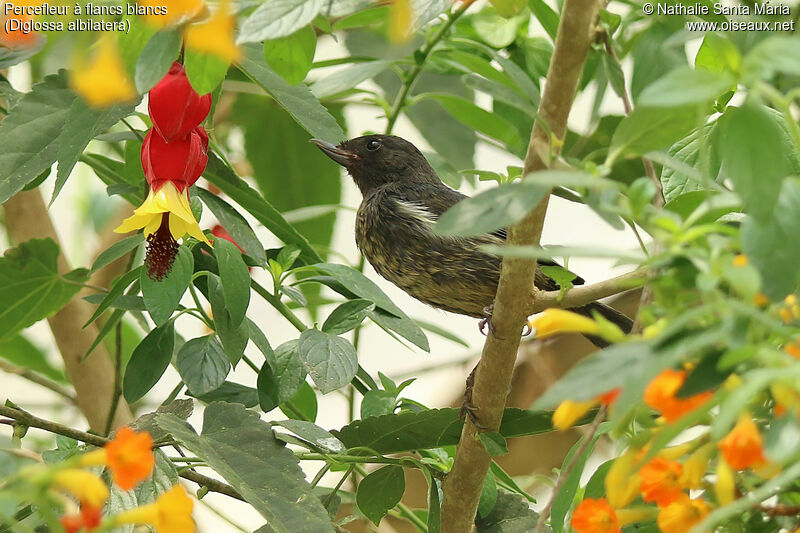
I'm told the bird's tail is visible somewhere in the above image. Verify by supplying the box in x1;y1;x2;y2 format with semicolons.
572;301;634;348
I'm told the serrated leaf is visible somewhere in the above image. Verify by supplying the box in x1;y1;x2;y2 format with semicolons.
0;239;86;341
134;449;178;505
367;308;430;352
264;26;316;85
321;299;374;334
190;381;259;407
258;339;306;412
156;402;334;532
134;29;181;92
131;399;194;441
238;0;324;43
478;433;508;457
123;321;175;403
184;49;229;94
140;246;193;326
176;335;231;396
356;466;405;525
272;419;345;453
298;329;357;394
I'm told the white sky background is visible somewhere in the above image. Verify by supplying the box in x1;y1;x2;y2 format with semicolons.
0;3;707;531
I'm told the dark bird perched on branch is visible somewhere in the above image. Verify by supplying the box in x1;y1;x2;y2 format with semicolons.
311;134;633;344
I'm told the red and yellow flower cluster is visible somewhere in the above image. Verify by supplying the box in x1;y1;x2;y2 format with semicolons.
115;62;212;280
20;427;195;532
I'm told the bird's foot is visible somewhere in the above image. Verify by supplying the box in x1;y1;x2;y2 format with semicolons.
459;364;487;431
478;305;495;336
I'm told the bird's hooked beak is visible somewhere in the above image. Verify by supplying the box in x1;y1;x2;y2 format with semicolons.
310;139;359;167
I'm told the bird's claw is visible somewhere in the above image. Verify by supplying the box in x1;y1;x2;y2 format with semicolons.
478;305;495;336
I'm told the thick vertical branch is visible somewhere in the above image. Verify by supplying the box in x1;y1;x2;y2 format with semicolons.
3;189;133;432
439;2;600;531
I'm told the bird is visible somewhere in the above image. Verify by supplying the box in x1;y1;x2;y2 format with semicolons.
311;134;633;343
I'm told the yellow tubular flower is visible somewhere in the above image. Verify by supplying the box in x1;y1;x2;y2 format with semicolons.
70;36;136;108
389;0;412;42
528;308;601;339
52;469;109;508
605;448;641;508
113;485;195;533
616;508;659;527
115;181;210;245
714;458;736;506
552;399;597;431
184;0;240;62
657;495;710;533
679;442;713;490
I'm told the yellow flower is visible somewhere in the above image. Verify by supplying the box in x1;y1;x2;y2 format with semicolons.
528;308;602;338
615;508;659;527
52;469;109;507
552;399;595;431
113;485;195;533
70;36;137;108
657;495;710;533
140;0;206;28
679;442;713;490
389;0;412;42
752;292;769;307
714;458;735;506
605;449;641;508
732;254;748;267
115;181;210;245
184;0;240;62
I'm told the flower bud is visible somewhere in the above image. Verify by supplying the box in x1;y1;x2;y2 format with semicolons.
148;62;212;142
142;126;209;192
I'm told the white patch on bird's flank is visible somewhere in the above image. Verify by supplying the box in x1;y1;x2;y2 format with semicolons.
394;200;438;226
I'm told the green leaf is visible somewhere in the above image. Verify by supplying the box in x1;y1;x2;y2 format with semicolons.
0;239;86;341
608;105;698;163
551;436;598;532
311;60;391;98
360;390;396;418
156;402;334;532
475;491;545;532
741;35;800;84
694;33;741;74
184;49;230;95
0;333;65;382
719;103;796;222
297;329;358;394
659;122;722;203
539;265;576;290
83;293;145;311
238;44;344;141
473;6;528;48
238;0;324;43
0;36;45;68
190;381;259;408
118;15;158;78
356;466;405;526
134;449;179;505
478;433;509;457
258;340;307;412
176;335;231;396
264;26;317;85
204;154;322;264
207;274;248;365
123;320;175;403
284;380;317;421
84;267;141;326
489;0;527;17
0;72;77;204
314;263;403;318
134;29;181;92
638;67;735;108
272;419;345;453
477;472;498;518
742;178;800;299
434;181;547;237
528;0;558;40
194;187;267;265
321;299;374;334
213;239;251;327
368;308;431;352
140;246;194;326
91;234;144;273
462;74;536;115
426;93;523;153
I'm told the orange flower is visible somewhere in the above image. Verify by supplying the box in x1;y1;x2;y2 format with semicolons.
717;413;766;470
605;448;641;508
113;485;195;533
657;495;710;533
81;427;154;490
638;457;684;507
0;12;38;47
752;292;770;307
643;369;712;422
679;443;713;490
571;498;620;533
60;503;102;533
784;342;800;359
52;470;109;508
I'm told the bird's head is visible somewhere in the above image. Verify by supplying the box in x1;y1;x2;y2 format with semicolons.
311;134;440;195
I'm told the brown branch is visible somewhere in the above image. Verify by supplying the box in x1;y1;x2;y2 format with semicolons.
0;404;244;501
531;269;647;312
439;2;601;531
0;360;76;404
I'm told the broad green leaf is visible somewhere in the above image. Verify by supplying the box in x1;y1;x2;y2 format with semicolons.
134;29;181;92
297;329;357;394
0;333;65;382
321;299;374;334
360;390;396;418
238;44;344;141
176;335;231;396
272;419;345;453
207;274;248;365
528;0;558;40
83;293;145;312
410;0;451;30
434;181;547;237
415;319;469;347
659;123;722;203
284;380;317;422
477;473;498;518
427;93;523;153
194;187;266;265
742;178;800;299
238;0;324;43
368;308;431;352
184;49;230;94
478;433;508;457
0;71;76;204
190;381;259;408
258;339;306;412
695;33;741;74
638;67;735;108
441;50;515;90
123;320;175;403
461;74;536;115
311;60;391;98
741;35;800;84
134;449;178;505
213;239;251;327
264;26;317;85
489;0;526;17
91;234;144;273
357;466;405;526
314;263;404;318
156;402;334;532
204;153;322;265
0;36;45;68
82;153;144;206
475;491;544;532
473;6;528;48
551;435;598;532
0;239;87;341
84;267;141;326
140;246;194;326
608;105;698;163
118;15;158;78
630;24;686;100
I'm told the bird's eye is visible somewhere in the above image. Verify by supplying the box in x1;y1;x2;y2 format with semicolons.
366;139;381;151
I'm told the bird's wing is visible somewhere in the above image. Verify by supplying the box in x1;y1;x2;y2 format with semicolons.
387;183;585;286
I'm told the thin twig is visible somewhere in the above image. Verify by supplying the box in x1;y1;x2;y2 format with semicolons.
0;361;76;404
531;269;647;312
532;406;607;533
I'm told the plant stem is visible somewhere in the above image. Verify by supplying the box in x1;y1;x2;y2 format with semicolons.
297;452;418;467
0;360;76;404
252;280;308;332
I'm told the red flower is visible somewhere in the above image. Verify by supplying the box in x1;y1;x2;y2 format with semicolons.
148;62;212;142
141;126;209;192
211;225;244;253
